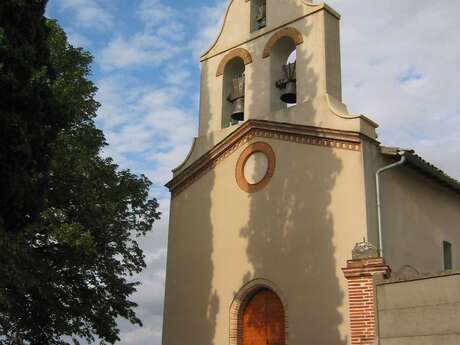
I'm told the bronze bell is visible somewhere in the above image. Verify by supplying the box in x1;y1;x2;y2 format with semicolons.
231;97;245;122
280;80;296;104
228;73;245;122
276;62;297;104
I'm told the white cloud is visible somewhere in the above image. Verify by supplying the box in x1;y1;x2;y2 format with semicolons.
96;71;197;186
58;0;113;30
98;0;186;71
99;33;181;70
188;0;228;59
65;30;91;48
164;66;191;86
120;325;163;345
137;0;177;27
401;76;425;94
326;0;460;178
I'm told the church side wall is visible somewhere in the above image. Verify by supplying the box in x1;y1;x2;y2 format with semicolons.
363;143;460;273
162;136;368;345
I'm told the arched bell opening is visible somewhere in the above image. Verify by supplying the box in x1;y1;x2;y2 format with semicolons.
270;36;297;112
250;0;267;32
222;57;246;128
239;288;286;345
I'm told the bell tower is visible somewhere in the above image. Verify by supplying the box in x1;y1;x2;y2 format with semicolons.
163;1;379;345
196;0;359;137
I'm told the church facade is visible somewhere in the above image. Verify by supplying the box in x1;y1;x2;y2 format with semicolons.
162;1;460;345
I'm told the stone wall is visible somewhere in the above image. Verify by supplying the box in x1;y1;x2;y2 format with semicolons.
376;271;460;345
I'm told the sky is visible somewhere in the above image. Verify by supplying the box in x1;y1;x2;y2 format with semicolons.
45;0;460;344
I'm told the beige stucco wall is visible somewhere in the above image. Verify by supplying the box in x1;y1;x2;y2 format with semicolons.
377;273;460;345
382;165;460;272
362;142;460;273
162;137;369;345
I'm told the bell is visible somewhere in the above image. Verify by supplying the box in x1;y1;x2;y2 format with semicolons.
228;73;245;122
276;62;297;104
280;81;296;104
231;97;245;122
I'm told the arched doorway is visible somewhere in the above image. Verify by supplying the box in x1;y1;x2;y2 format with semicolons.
242;289;285;345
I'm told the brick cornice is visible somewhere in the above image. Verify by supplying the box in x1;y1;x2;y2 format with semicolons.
262;27;304;58
343;258;391;279
216;48;253;77
166;120;362;198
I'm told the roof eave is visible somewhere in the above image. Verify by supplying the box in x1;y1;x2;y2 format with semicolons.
381;146;460;194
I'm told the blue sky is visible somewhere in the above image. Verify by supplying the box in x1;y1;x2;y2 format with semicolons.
45;0;460;344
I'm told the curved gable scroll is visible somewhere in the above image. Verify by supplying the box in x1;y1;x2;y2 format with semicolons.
262;27;304;58
216;48;253;77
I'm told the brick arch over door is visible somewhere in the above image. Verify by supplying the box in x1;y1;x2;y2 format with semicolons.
216;48;253;77
229;279;288;345
262;27;303;58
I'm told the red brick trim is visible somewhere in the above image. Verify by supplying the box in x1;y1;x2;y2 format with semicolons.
235;142;275;193
342;258;391;345
166;120;362;198
229;279;288;345
216;48;253;77
262;27;303;58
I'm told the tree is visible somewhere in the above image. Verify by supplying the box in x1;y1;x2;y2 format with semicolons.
0;3;160;344
0;0;64;234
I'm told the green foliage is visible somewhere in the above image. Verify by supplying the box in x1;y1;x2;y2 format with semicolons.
0;4;160;345
0;0;61;233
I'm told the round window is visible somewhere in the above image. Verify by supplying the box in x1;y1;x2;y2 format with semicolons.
236;142;275;193
243;151;269;184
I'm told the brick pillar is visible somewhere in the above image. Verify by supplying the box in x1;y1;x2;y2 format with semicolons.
342;241;391;345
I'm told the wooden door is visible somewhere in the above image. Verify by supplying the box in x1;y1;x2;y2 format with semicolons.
242;289;285;345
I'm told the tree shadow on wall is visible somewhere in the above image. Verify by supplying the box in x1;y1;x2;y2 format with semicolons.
163;2;348;345
239;3;347;344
